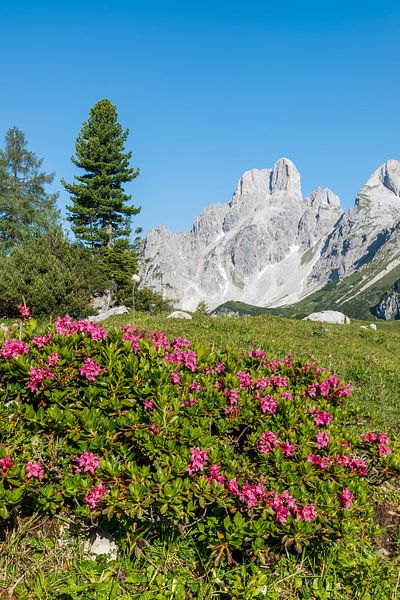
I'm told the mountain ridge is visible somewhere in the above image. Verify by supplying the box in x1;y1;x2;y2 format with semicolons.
141;157;400;319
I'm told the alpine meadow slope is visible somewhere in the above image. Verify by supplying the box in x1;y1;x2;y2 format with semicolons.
142;158;400;319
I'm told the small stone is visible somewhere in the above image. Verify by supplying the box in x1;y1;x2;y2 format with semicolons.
167;311;192;320
303;310;350;324
369;323;377;331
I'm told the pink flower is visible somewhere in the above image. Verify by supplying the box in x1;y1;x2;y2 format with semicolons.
48;352;60;367
215;362;225;373
74;452;101;474
151;331;170;351
313;410;333;427
149;423;159;435
316;432;330;448
296;503;316;522
172;337;191;350
223;388;239;405
207;464;225;485
307;454;329;470
80;358;101;381
0;338;29;359
339;487;354;509
258;394;277;414
181;396;197;408
280;440;296;457
236;371;253;388
170;372;180;385
18;304;30;318
0;455;14;474
144;400;155;410
32;334;52;348
189;381;201;392
187;447;208;474
26;461;44;481
258;431;280;454
226;478;240;495
85;484;106;509
280;391;293;401
28;366;53;392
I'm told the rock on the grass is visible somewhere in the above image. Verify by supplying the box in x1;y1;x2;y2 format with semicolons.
303;310;350;324
369;323;377;331
87;305;129;322
83;532;118;559
167;310;193;320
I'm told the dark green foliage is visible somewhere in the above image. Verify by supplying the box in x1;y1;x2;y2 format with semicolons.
196;300;210;315
0;127;59;253
134;285;172;312
0;230;108;318
63;99;140;248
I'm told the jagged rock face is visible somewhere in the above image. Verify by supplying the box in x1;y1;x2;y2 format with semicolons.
142;158;343;310
308;160;400;288
372;281;400;320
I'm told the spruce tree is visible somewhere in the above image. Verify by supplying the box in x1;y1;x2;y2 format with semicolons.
0;127;59;253
63;99;140;248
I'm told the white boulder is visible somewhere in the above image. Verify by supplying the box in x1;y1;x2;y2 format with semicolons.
167;310;192;320
369;323;377;331
87;305;129;322
303;310;350;324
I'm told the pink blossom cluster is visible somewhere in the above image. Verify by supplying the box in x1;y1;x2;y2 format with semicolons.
360;432;391;457
85;484;106;509
18;304;30;318
236;371;253;388
316;432;330;448
267;376;288;388
120;325;140;353
0;454;14;474
306;376;350;399
223;387;239;405
48;352;60;367
257;431;280;454
280;391;294;401
80;358;102;381
189;381;201;392
32;334;53;348
26;461;44;480
54;316;107;341
151;331;170;350
0;338;29;359
307;452;367;476
310;409;333;427
258;431;295;456
215;362;225;373
248;348;268;364
187;447;208;474
181;396;197;408
225;479;316;523
256;393;277;414
172;337;191;350
207;464;225;485
307;454;331;470
74;452;101;474
170;371;180;385
144;400;155;410
338;487;354;509
164;349;197;371
28;366;54;392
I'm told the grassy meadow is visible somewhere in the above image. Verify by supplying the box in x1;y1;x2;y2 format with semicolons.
0;311;399;599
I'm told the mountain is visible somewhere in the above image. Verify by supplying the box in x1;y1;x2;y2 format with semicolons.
141;158;400;319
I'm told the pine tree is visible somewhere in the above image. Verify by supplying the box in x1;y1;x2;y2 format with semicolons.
63;99;140;248
0;127;59;253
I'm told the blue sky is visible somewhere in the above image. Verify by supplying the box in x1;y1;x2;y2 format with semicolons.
1;0;400;235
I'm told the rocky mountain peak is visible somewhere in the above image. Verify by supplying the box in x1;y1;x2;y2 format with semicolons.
231;168;271;202
360;159;400;200
308;187;341;209
270;157;302;199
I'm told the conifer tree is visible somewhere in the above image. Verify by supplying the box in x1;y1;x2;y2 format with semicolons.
63;99;140;248
0;127;59;253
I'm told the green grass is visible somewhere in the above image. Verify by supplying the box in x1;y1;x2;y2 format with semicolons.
107;312;400;434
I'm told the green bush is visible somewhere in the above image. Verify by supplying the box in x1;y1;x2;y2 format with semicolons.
0;314;398;585
0;230;109;318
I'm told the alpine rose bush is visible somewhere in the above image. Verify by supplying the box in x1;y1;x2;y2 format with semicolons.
0;312;398;568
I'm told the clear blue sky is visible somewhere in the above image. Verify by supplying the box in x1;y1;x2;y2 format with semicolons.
1;0;400;236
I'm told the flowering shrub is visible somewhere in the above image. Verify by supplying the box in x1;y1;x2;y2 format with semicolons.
0;314;398;567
